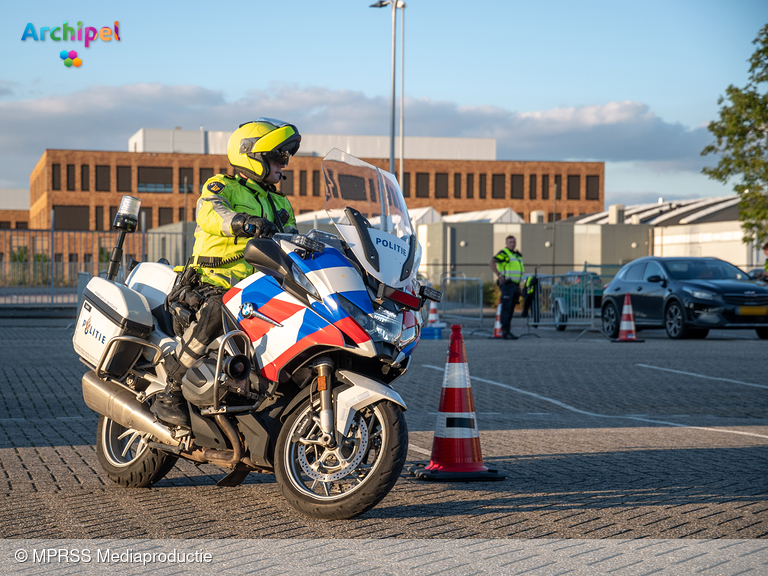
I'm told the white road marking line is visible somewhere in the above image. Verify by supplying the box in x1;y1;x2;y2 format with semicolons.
408;443;431;456
422;364;768;440
636;364;768;390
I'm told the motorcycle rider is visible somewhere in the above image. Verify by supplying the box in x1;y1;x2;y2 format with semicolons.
152;118;301;426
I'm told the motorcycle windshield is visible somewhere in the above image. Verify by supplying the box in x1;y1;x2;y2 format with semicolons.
322;149;419;288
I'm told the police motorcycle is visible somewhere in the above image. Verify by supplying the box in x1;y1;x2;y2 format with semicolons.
72;150;442;519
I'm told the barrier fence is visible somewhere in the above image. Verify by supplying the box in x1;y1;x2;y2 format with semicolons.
440;276;485;328
527;272;602;337
0;229;191;307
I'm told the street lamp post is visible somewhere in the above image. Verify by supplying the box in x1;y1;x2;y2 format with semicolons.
370;1;405;177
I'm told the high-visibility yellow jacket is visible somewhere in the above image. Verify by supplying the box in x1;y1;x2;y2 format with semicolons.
493;248;524;283
192;174;296;289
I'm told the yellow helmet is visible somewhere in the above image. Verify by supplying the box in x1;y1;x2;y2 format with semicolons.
227;118;301;182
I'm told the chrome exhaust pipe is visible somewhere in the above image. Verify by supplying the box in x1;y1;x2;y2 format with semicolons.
81;370;179;447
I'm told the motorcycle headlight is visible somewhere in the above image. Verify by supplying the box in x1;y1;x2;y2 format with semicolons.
399;325;417;346
337;295;403;344
682;286;716;301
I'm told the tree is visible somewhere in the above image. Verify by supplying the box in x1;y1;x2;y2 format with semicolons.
702;24;768;245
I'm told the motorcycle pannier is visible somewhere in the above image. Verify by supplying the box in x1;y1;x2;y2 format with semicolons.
72;277;154;378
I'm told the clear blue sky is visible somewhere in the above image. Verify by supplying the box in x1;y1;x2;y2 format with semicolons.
2;0;766;205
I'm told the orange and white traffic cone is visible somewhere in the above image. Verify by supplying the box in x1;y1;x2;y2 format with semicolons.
492;298;503;338
415;325;505;482
612;293;644;343
427;300;445;328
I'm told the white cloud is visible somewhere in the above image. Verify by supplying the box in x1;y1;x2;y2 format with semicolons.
0;82;719;192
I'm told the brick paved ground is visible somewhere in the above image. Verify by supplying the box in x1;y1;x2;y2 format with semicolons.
0;317;765;545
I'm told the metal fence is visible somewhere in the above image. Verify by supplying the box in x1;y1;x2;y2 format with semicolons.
440;276;485;327
528;272;602;337
0;229;192;307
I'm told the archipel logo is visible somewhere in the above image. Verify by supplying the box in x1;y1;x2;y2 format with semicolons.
21;21;120;68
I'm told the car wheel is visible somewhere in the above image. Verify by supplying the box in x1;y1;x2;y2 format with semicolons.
756;328;768;340
665;301;690;339
602;301;619;339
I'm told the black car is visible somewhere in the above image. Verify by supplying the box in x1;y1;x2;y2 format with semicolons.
601;256;768;340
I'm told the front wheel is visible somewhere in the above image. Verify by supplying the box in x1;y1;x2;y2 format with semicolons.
275;400;408;520
96;414;178;488
665;301;690;339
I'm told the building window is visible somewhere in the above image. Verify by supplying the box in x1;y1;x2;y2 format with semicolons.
281;170;294;195
109;206;118;226
95;166;111;191
435;173;448;198
179;168;193;193
16;222;28;229
542;174;549;200
159;207;174;227
547;212;562;222
479;174;486;199
492;174;505;199
567;213;574;219
66;164;75;191
219;166;228;176
117;166;133;192
466;174;474;198
586;175;600;200
555;175;562;200
137;167;171;193
529;174;537;200
53;206;89;230
402;172;410;197
95;206;103;231
511;174;524;199
178;207;187;221
199;168;214;192
0;222;10;229
454;173;461;199
312;170;320;196
567;175;580;200
52;164;61;190
81;165;90;191
416;173;430;198
299;170;307;196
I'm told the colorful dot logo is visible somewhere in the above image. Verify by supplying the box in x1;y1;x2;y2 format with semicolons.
60;49;82;67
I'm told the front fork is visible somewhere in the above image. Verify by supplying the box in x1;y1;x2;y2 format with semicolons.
315;359;336;447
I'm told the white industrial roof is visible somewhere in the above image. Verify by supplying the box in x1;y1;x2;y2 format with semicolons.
442;208;524;224
128;129;496;161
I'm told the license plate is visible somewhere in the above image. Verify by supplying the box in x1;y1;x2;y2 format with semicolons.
737;306;768;316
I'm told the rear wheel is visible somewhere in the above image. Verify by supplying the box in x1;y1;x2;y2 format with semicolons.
757;328;768;340
665;301;690;339
275;399;407;520
602;301;619;339
96;412;178;488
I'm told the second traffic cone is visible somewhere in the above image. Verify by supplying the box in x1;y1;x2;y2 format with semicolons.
415;325;505;482
491;299;503;339
427;300;445;328
612;293;644;343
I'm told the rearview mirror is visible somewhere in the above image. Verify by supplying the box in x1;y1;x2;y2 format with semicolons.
647;275;662;283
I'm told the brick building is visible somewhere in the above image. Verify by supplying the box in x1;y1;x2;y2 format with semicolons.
28;148;603;231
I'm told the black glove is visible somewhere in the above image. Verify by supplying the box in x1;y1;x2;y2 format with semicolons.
231;214;278;238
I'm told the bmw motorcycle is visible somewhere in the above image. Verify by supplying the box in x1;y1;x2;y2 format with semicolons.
72;150;441;519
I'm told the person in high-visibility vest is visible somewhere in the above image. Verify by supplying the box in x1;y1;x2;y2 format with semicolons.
763;242;768;278
152;118;301;427
520;273;539;323
489;235;524;340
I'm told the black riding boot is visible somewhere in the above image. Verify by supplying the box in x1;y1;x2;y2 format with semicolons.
151;382;190;427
